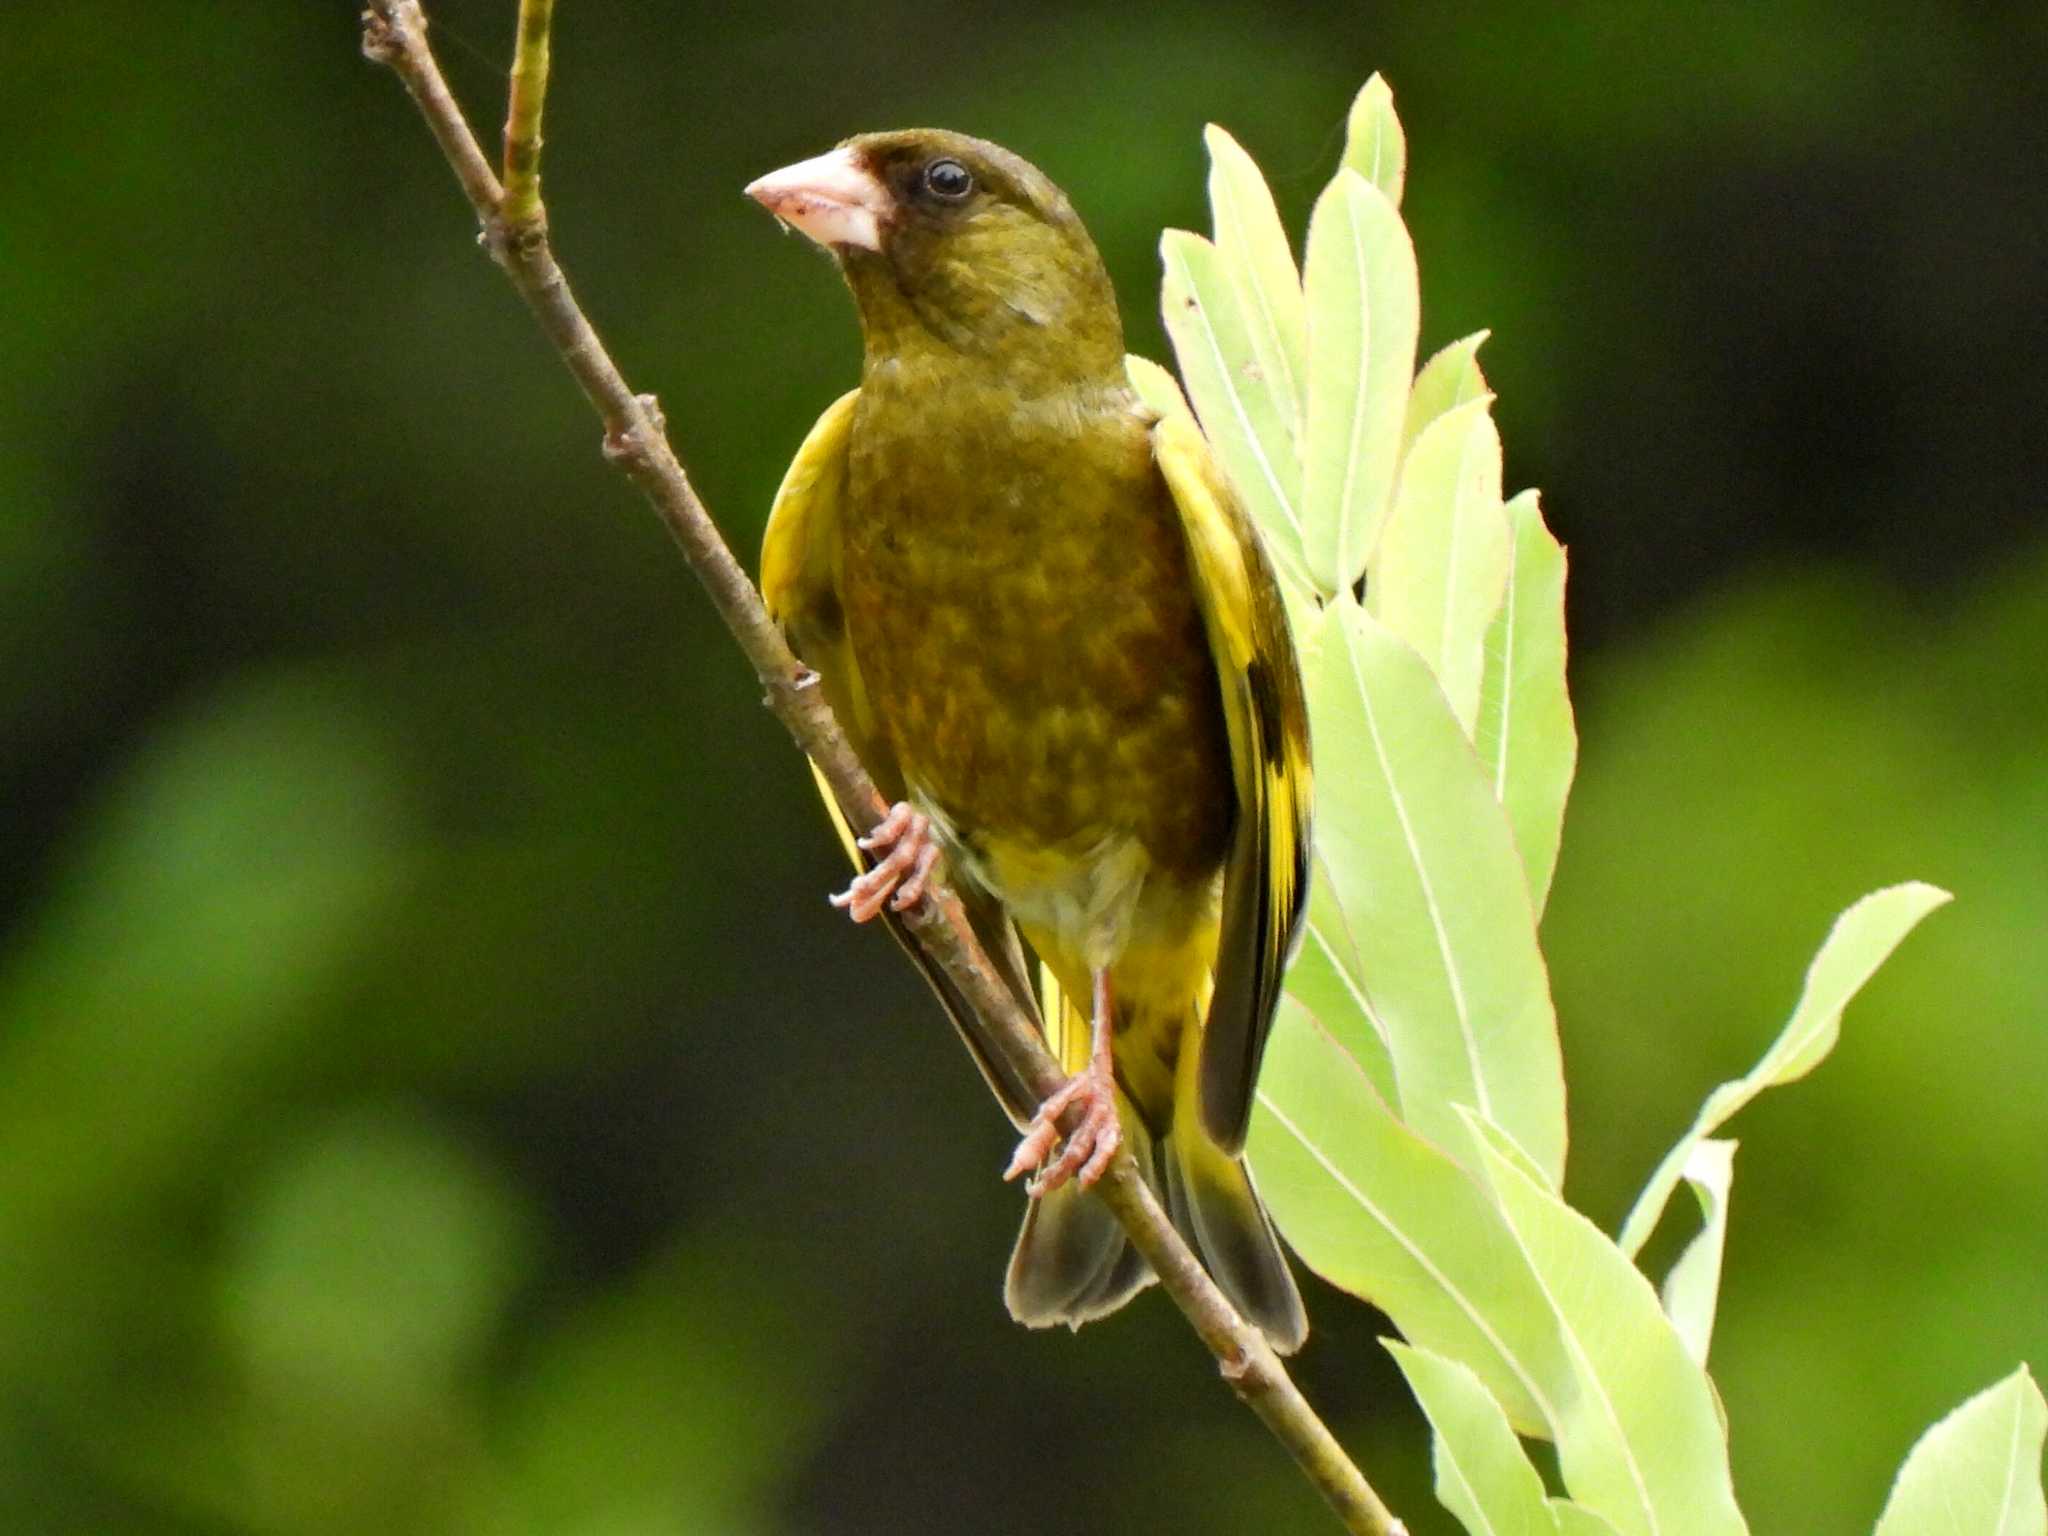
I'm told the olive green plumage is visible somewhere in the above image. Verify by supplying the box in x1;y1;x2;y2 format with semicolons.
758;129;1311;1351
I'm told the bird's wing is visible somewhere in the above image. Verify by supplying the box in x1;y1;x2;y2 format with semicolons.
762;390;1042;1126
1137;358;1313;1154
762;390;883;791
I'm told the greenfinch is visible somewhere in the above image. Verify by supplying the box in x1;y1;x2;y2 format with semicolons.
750;130;1310;1351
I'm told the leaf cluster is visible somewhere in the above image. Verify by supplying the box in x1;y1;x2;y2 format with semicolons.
1154;75;2036;1536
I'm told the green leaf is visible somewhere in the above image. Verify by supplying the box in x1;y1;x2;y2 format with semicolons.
1301;170;1419;595
1658;1139;1735;1368
1161;229;1311;589
1248;997;1569;1436
1125;353;1187;418
1405;331;1492;453
1475;490;1576;913
1550;1502;1624;1536
1297;598;1567;1184
1343;72;1407;207
1285;876;1399;1108
1367;398;1511;734
1388;1341;1555;1536
1873;1367;2047;1536
1469;1118;1750;1536
1618;882;1953;1257
1204;124;1307;434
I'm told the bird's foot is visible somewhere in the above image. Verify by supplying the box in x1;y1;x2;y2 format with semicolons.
1004;1062;1122;1195
829;801;939;922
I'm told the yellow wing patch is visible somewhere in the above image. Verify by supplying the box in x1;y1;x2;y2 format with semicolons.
762;389;1042;1126
1136;357;1313;1153
762;389;881;774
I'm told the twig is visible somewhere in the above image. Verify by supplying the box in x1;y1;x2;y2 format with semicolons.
358;6;1403;1532
500;0;551;226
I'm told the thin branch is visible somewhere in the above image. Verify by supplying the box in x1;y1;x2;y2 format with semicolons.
358;6;1404;1533
500;0;551;226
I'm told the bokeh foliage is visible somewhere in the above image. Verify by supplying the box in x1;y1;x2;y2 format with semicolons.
2;2;2043;1533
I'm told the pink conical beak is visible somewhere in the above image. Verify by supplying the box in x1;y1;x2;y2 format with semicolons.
745;146;889;252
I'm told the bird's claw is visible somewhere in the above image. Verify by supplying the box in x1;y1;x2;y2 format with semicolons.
1005;1065;1121;1195
830;802;939;922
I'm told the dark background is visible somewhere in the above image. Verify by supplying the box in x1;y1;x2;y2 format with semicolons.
3;2;2044;1532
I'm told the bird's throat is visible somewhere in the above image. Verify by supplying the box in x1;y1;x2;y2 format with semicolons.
840;251;1126;398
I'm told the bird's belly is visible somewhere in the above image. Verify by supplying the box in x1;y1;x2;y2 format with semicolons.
951;825;1155;972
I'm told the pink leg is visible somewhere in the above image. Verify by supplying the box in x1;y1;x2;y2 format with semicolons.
1004;968;1123;1194
829;801;940;923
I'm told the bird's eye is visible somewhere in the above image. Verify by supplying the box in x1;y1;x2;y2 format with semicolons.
923;157;974;201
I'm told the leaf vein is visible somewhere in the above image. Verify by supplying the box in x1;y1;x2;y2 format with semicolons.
1170;245;1304;543
1255;1087;1558;1427
1345;623;1491;1121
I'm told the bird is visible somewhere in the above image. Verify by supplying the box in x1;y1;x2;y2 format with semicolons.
748;129;1311;1352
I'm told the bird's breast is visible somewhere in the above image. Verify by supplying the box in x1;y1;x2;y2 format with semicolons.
840;383;1233;911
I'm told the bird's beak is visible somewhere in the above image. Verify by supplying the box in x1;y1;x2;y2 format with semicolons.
745;147;889;253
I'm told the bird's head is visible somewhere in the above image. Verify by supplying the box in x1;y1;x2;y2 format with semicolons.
746;130;1126;383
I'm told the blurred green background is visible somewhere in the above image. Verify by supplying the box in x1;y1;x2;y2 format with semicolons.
4;2;2043;1532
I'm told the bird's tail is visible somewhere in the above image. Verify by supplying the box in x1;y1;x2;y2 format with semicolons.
1004;1080;1160;1329
1161;1116;1306;1354
1003;976;1307;1353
